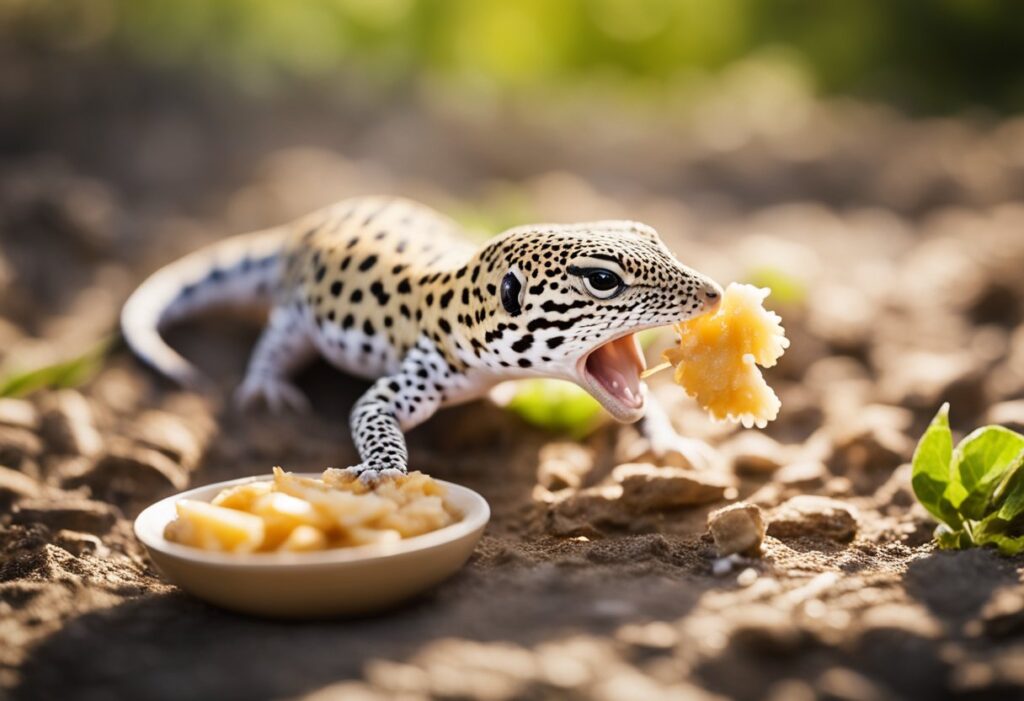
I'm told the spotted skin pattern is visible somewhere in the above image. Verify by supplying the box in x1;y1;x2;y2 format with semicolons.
122;196;722;480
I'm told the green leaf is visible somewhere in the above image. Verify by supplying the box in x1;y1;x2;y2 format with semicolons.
953;426;1024;520
994;448;1024;522
987;534;1024;556
911;403;961;528
971;512;1024;555
934;523;968;549
0;338;112;398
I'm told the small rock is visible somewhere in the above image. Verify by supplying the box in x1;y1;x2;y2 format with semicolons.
53;529;108;557
0;464;41;507
728;432;793;475
712;554;744;576
68;437;188;498
708;502;766;556
39;390;103;457
729;604;809;655
830;422;912;473
776;460;828;488
0;425;43;471
614;427;714;470
769;495;859;541
537;442;593;490
547;485;629;536
0;398;38;430
12;498;120;533
816;667;893;701
613;463;732;510
129;410;205;470
986;400;1024;434
977;587;1024;638
737;567;759;587
857;603;942;640
880;350;986;418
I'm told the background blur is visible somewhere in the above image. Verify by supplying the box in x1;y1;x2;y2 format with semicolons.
4;3;1024;700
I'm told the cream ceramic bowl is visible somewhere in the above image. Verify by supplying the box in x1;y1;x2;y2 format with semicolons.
134;473;489;618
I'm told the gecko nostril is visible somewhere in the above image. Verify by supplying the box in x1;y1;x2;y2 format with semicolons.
704;289;719;300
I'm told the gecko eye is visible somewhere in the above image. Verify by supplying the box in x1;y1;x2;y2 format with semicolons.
581;269;625;299
501;270;524;315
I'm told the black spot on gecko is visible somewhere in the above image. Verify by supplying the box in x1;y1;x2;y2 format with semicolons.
369;281;390;305
359;255;378;272
511;335;534;352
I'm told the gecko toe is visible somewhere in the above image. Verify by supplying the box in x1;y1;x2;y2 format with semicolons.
233;377;310;414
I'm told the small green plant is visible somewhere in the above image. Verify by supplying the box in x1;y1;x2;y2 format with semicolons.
912;403;1024;555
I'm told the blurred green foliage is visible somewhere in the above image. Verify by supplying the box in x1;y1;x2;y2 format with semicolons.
506;379;604;438
4;0;1024;111
0;338;111;398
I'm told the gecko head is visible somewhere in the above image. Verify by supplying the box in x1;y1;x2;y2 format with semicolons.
476;221;722;423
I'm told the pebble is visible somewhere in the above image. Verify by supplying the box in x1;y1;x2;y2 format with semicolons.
712;554;744;576
976;587;1024;638
775;460;828;488
728;432;792;475
0;398;39;430
0;464;41;506
768;495;859;541
613;463;733;510
830;422;911;473
986;400;1024;434
11;497;120;534
53;529;108;557
815;667;893;701
129;410;205;470
728;604;808;654
39;390;103;457
737;568;759;587
537;442;593;490
707;502;766;556
70;437;189;497
0;425;44;471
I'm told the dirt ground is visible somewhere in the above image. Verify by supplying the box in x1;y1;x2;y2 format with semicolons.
3;57;1024;701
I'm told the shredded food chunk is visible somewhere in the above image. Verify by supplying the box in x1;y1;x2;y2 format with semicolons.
662;283;789;428
164;469;459;553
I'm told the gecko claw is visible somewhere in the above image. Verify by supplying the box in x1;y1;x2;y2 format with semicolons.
234;377;311;414
338;465;407;485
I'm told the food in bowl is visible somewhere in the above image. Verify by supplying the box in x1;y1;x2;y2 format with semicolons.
660;282;789;428
163;468;460;553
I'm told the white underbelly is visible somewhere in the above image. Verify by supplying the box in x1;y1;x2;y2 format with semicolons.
310;320;402;380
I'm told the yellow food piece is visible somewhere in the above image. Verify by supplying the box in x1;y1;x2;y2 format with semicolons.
164;499;265;553
211;481;272;510
277;525;329;552
663;283;789;428
164;469;460;554
250;491;334;551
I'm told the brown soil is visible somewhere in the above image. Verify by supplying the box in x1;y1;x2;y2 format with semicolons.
2;58;1024;701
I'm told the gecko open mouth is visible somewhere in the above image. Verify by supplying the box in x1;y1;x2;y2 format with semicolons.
580;332;647;421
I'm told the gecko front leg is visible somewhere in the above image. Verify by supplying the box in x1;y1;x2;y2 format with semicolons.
341;341;446;484
629;387;718;470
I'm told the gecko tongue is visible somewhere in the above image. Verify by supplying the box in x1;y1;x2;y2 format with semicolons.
585;334;646;408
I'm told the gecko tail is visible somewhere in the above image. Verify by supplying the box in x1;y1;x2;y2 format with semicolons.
120;228;287;389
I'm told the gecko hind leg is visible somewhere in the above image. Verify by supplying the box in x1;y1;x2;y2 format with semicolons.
235;305;316;414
